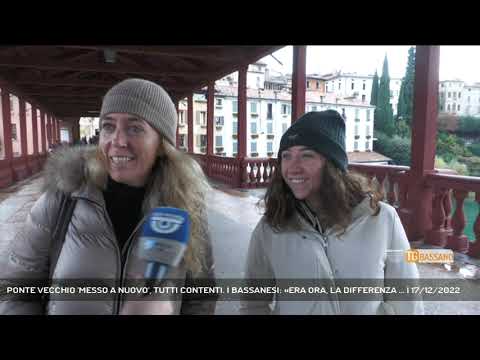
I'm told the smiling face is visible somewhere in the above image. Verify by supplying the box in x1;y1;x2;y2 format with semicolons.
99;113;161;187
280;145;327;211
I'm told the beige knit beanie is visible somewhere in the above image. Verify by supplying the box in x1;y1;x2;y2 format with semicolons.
100;78;177;145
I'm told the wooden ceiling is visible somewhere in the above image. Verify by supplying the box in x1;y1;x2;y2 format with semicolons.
0;45;283;118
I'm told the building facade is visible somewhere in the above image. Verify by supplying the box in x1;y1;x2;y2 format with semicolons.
439;80;480;117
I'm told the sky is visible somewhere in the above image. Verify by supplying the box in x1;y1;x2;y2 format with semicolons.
259;46;480;83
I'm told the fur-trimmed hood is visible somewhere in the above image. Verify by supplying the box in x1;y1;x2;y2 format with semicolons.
42;145;107;195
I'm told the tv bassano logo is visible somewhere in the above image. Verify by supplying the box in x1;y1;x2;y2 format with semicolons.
405;249;454;264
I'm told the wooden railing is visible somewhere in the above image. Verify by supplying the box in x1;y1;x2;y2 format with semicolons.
190;154;277;188
0;153;47;187
424;173;480;257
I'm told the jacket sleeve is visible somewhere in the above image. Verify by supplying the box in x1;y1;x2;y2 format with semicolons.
383;209;424;315
0;191;60;315
179;214;218;315
239;220;275;315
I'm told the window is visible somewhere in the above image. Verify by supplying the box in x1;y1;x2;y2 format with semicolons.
459;92;461;99
338;82;341;90
232;121;237;135
355;108;360;120
366;125;370;136
200;135;207;147
362;95;366;102
316;82;320;89
251;141;257;153
179;135;186;147
267;142;273;152
351;82;355;90
11;126;17;141
267;121;273;134
178;110;185;125
341;108;346;119
196;111;206;126
215;136;223;147
281;104;290;115
365;141;370;150
362;81;366;90
307;81;310;89
366;109;371;121
458;104;461;111
232;141;237;154
447;104;451;111
320;96;324;103
215;116;224;126
354;141;359;151
448;92;451;98
326;85;329;92
267;103;273;119
282;123;288;134
355;124;359;136
250;102;258;114
468;96;471;103
251;122;257;134
232;100;238;113
440;105;443;111
216;98;223;107
311;105;317;111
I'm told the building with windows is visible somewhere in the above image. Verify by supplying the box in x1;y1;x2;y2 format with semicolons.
439;80;480;117
176;64;391;164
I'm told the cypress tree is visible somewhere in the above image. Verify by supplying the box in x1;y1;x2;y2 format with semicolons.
397;46;416;124
370;70;379;106
375;55;395;136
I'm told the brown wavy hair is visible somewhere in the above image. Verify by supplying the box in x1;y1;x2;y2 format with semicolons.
262;159;383;234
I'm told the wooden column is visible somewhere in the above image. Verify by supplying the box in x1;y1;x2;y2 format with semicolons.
18;98;28;158
31;105;39;155
40;109;46;153
401;46;440;241
187;94;194;152
207;81;215;156
291;46;307;123
237;65;247;159
1;90;13;160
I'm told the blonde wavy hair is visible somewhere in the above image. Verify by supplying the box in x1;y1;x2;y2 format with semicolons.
95;139;211;276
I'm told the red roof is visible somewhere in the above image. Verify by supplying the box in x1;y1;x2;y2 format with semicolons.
348;151;392;163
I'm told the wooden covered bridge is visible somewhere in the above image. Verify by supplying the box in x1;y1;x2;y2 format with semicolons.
0;45;478;258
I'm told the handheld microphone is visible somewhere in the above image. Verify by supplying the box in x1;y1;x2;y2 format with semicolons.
137;207;190;289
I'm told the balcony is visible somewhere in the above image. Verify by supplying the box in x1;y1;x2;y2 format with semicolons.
232;134;238;139
354;135;360;140
251;133;259;139
267;134;275;139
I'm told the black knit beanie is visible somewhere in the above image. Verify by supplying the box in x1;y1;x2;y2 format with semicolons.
278;110;348;171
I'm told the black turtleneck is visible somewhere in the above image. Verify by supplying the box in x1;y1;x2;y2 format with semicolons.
103;177;146;251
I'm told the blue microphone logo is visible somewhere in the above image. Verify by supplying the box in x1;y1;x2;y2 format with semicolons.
150;213;185;234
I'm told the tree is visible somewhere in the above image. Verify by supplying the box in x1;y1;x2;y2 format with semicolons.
374;55;395;136
370;70;379;106
374;130;411;165
397;47;416;125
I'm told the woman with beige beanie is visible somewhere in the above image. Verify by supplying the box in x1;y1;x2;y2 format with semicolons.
0;79;217;315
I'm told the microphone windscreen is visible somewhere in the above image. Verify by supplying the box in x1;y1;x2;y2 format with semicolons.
137;207;190;267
